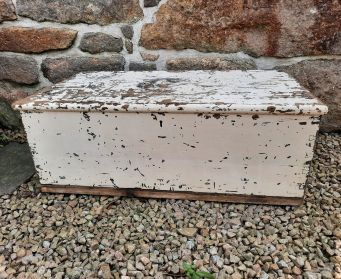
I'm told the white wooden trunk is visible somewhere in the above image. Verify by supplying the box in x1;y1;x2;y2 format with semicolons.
14;71;328;201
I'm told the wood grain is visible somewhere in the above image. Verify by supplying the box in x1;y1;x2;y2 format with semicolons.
39;185;303;206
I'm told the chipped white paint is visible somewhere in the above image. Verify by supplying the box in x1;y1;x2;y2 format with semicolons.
15;70;327;198
16;70;327;115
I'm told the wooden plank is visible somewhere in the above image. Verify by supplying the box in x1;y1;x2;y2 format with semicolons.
22;111;316;198
13;71;328;116
39;185;303;206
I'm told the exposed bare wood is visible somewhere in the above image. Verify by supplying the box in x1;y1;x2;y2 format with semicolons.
40;185;303;206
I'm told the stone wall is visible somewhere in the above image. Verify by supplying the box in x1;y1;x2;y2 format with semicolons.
0;0;340;131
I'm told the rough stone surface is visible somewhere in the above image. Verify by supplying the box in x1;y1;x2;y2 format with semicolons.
144;0;160;8
79;33;123;54
140;51;159;62
276;59;341;132
140;0;341;57
0;27;77;54
0;82;28;104
166;56;256;71
121;25;134;40
0;0;16;22
41;56;125;83
0;133;340;278
129;61;156;71
125;39;133;54
0;142;35;194
0;100;21;129
17;0;143;25
0;55;39;85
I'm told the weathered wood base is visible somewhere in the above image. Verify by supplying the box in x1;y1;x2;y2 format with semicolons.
39;185;303;206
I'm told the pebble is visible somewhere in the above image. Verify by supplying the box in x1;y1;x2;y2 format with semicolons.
294;209;306;217
171;264;180;274
227;231;236;238
277;260;288;268
196;220;205;228
218;270;227;279
55;221;63;226
209;247;218;255
259;271;269;279
77;236;86;244
126;243;136;254
225;266;234;274
296;256;306;267
16;248;26;258
66;267;82;279
333;228;341;238
230;254;241;263
231;271;243;279
321;270;333;279
136;261;145;271
55;272;64;279
99;264;113;279
186;240;195;250
0;133;339;278
56;247;67;256
303;271;322;279
292;266;302;275
101;239;111;247
43;241;51;249
177;228;198;237
140;256;150;265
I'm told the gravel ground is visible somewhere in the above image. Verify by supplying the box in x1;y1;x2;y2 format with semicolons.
0;133;340;279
